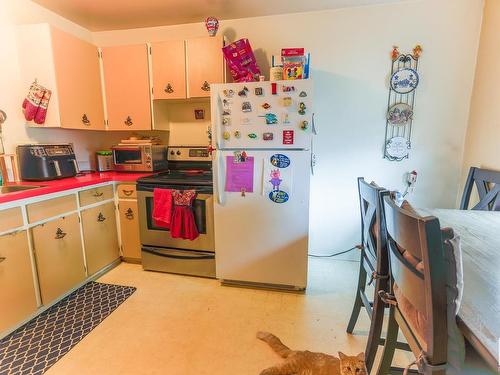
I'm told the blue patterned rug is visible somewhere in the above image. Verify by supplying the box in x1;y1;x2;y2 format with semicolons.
0;282;136;375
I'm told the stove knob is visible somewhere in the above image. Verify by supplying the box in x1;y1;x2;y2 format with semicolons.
170;151;175;155
176;150;181;155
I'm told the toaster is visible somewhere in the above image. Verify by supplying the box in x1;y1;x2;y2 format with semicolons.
17;144;80;181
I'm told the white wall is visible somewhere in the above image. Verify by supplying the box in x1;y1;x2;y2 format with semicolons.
0;0;167;170
94;0;483;254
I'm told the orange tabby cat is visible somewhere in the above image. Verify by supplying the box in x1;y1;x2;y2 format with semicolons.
257;331;367;375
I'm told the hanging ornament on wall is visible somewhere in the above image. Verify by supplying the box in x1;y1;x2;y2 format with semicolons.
205;17;219;37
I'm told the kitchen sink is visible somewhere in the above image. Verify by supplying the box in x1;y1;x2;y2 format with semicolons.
1;185;46;194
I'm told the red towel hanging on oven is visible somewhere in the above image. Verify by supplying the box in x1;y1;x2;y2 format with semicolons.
170;190;199;240
152;188;173;228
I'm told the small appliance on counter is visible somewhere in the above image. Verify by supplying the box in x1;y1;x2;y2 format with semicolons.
17;144;79;181
112;142;168;172
96;150;113;172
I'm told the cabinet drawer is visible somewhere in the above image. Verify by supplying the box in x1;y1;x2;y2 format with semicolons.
27;194;77;223
32;214;86;305
118;200;141;261
117;184;137;199
79;185;113;206
0;230;38;334
82;202;119;275
0;206;24;232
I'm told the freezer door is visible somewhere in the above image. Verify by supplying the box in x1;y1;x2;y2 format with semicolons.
210;80;313;150
213;150;310;289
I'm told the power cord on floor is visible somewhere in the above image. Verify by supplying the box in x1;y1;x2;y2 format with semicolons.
308;244;362;258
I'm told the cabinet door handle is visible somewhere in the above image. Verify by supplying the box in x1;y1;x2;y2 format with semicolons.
55;228;67;240
125;208;134;220
164;83;174;93
93;191;104;197
0;256;6;263
124;116;133;126
82;114;90;126
122;189;134;196
97;213;106;222
201;81;210;91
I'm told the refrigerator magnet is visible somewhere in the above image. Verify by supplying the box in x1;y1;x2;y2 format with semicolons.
300;120;309;130
260;113;278;125
223;89;234;97
223;131;231;140
299;91;307;97
283;130;294;145
282;97;292;107
282;85;295;93
298;102;306;115
269;190;289;204
255;87;263;96
271;82;277;95
241;117;252;125
270;154;291;168
263;132;274;141
223;99;233;107
238;87;249;97
222;117;231;126
281;112;290;124
247;133;258;139
242;102;252;112
234;130;241;139
261;103;271;110
222;109;231;116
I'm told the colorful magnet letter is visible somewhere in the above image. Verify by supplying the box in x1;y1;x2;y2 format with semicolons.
260;113;278;125
248;133;258;139
255;87;263;96
299;91;307;97
234;130;241;139
238;87;249;97
271;82;277;95
300;120;309;130
223;89;234;97
263;132;274;141
223;131;230;140
298;102;306;115
282;97;292;107
242;101;252;112
261;103;271;110
283;130;294;145
222;117;231;126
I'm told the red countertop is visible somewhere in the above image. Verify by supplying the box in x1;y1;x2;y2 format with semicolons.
0;172;153;204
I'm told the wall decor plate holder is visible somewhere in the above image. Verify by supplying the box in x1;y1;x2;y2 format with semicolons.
383;45;422;161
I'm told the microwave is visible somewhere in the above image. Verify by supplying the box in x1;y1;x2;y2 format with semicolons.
112;144;168;172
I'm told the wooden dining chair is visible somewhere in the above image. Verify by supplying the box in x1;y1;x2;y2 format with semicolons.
460;167;500;211
376;195;454;375
346;178;410;372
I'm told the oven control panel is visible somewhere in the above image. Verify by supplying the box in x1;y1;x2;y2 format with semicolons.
168;147;211;161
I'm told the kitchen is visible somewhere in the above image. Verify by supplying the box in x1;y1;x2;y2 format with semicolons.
0;0;499;374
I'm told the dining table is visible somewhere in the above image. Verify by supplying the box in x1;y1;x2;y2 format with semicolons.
416;208;500;371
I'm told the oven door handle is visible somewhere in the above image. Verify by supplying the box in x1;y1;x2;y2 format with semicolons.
142;248;215;260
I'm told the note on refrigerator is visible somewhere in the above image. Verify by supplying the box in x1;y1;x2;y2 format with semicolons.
225;156;254;193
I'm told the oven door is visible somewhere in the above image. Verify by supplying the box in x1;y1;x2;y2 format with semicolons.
112;147;146;171
137;186;214;252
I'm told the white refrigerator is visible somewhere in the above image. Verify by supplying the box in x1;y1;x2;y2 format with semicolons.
210;80;314;290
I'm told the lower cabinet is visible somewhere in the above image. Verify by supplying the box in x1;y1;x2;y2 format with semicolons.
118;200;141;261
32;214;86;305
0;230;38;334
81;202;119;276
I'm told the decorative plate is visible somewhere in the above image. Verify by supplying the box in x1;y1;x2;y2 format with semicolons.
387;103;413;125
390;68;419;94
386;136;410;159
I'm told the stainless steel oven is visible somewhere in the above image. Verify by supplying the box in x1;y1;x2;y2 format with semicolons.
136;146;215;278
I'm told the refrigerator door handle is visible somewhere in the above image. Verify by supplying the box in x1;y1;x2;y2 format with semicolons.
310;151;316;176
261;158;265;196
312;112;317;135
216;151;226;205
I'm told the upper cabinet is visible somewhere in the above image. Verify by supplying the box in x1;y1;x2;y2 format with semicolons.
186;36;225;98
100;44;152;130
17;24;105;130
151;40;186;100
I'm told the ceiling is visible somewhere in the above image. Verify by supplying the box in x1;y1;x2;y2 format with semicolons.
31;0;406;31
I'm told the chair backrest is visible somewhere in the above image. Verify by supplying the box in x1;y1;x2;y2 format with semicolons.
357;178;386;264
460;167;500;211
382;195;448;365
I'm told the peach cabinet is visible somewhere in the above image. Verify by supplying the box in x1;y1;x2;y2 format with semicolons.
81;202;119;275
31;214;86;305
17;23;105;129
101;44;152;130
118;199;142;262
186;36;225;98
151;40;186;100
0;230;38;334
